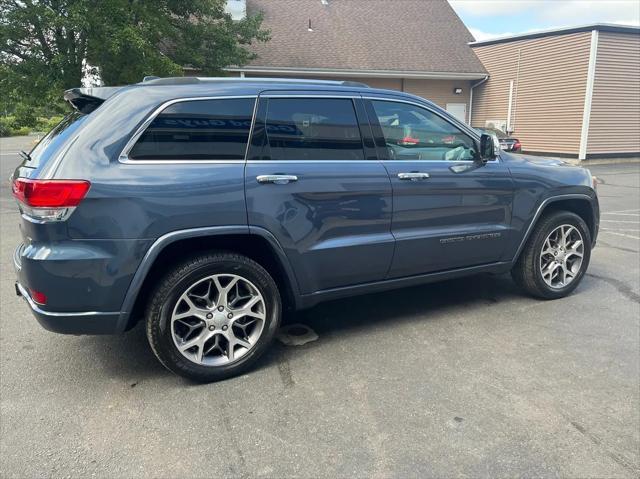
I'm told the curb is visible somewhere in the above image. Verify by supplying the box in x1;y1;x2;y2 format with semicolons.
579;158;640;166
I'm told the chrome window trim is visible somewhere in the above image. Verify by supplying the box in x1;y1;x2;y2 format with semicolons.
259;94;361;99
118;95;258;164
363;95;500;164
119;159;247;165
119;93;499;165
245;159;501;164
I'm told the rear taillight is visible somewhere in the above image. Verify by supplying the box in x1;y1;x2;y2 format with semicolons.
513;141;522;150
12;178;90;222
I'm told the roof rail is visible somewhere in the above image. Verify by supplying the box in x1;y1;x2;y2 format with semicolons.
137;76;369;88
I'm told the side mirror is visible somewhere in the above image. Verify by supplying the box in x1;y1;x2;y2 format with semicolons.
479;134;496;163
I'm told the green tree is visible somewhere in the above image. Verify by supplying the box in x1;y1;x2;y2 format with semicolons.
0;0;268;112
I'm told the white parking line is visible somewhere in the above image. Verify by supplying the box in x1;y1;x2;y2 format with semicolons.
601;220;640;223
601;231;640;240
607;209;640;213
603;213;640;217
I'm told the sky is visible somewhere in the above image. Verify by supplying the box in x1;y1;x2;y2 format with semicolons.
448;0;640;41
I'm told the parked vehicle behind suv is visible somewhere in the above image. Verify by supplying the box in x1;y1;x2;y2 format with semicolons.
477;127;522;152
12;78;599;382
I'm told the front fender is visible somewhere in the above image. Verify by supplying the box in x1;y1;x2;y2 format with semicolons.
509;193;598;263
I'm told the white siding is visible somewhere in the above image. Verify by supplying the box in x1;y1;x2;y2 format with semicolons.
587;32;640;155
472;32;592;156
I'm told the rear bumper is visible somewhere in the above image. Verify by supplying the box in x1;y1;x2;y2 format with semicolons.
13;238;150;335
15;282;121;334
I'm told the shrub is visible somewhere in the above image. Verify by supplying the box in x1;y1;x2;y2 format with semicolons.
0;115;64;136
36;116;64;132
13;104;38;128
0;116;16;137
12;126;31;136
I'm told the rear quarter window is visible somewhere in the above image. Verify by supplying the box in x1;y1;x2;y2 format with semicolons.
128;98;255;161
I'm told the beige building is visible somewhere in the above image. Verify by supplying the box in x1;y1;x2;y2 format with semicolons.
470;24;640;160
224;0;488;123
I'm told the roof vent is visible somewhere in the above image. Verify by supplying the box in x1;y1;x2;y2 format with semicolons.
225;0;246;20
308;18;313;32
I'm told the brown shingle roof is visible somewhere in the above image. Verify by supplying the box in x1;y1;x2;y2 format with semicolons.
240;0;487;75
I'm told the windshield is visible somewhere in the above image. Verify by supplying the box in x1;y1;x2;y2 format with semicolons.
25;112;87;168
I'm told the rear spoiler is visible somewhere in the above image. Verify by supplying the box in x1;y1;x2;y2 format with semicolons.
63;87;123;114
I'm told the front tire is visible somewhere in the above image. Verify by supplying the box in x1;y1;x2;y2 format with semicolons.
146;252;281;382
512;211;591;299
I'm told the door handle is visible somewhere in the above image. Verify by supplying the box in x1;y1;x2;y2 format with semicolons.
256;174;298;185
398;172;430;181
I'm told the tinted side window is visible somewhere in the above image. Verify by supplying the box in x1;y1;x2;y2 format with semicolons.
129;98;255;160
371;100;477;161
265;98;364;161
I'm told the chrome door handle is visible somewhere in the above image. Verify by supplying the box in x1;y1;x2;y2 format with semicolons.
256;174;298;185
398;172;430;181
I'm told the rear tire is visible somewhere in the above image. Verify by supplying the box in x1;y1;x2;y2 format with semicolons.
512;211;591;299
146;252;281;382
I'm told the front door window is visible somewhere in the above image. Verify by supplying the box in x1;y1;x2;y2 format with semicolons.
371;100;477;162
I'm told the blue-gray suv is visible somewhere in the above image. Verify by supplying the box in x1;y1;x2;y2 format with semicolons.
12;78;599;381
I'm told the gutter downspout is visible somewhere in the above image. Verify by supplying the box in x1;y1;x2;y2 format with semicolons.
579;29;599;161
511;49;522;134
507;79;514;133
468;75;489;126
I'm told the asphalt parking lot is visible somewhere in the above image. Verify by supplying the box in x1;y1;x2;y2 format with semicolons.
1;136;638;478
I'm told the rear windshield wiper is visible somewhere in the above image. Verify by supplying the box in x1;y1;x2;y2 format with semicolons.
19;150;32;162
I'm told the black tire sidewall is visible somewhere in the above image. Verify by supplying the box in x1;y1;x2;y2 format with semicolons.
527;212;592;298
147;254;281;382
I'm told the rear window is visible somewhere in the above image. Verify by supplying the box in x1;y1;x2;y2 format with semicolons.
264;98;364;161
26;112;88;168
128;98;255;161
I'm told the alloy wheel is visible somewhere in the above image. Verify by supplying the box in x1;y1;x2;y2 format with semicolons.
170;274;266;366
539;224;584;289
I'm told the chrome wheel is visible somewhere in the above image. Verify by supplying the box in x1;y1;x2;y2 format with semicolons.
171;274;266;366
539;224;584;289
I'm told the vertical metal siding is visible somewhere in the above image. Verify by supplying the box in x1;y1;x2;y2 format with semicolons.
587;32;640;155
472;32;592;156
